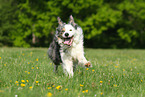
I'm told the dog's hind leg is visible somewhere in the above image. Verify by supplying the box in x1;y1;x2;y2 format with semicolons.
54;65;58;73
73;60;78;72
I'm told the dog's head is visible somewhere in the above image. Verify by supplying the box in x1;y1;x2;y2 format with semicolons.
56;15;78;46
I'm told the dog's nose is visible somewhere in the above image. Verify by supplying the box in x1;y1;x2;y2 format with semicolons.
65;33;69;37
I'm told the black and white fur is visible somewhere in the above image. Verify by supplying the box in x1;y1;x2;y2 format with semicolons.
48;15;91;77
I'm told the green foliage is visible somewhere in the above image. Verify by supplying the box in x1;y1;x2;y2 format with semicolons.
0;0;145;48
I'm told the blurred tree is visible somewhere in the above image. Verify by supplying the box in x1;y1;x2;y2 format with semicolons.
0;0;145;48
0;0;17;46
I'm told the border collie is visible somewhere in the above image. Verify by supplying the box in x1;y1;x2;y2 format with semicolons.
48;15;91;77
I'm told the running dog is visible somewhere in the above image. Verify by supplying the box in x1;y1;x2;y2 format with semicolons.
48;15;91;77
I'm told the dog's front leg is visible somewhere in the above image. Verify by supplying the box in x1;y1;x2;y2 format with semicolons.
77;54;91;68
60;53;74;77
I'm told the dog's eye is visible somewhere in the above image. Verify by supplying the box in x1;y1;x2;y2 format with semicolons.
62;30;65;32
69;29;72;31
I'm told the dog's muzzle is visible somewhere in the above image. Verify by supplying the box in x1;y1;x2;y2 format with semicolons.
63;36;74;46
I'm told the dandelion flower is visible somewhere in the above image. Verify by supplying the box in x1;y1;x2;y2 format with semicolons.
29;86;33;89
35;81;39;83
48;87;52;89
21;80;25;83
25;71;27;73
65;88;68;91
114;66;118;68
32;67;34;69
56;85;62;90
15;81;19;84
21;83;25;87
92;69;95;72
82;91;85;93
123;69;125;71
80;84;84;87
86;68;89;70
26;80;29;82
36;58;38;61
85;90;88;93
101;92;103;95
47;92;52;97
0;90;4;92
141;80;143;82
28;62;30;64
0;57;1;59
4;64;6;66
100;81;103;83
28;72;30;74
113;84;117;87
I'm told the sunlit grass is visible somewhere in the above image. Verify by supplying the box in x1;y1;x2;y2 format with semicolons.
0;48;145;97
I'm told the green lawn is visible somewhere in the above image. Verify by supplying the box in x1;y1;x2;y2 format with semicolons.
0;48;145;97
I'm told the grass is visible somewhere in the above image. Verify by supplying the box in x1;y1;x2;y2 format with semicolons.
0;48;145;97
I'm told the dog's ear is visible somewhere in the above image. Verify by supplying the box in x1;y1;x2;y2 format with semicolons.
57;17;63;26
69;15;78;29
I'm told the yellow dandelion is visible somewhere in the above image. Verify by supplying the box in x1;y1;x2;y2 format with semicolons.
21;83;25;87
25;71;27;73
86;68;89;70
137;73;139;74
133;58;136;61
101;92;103;95
0;90;4;92
36;58;38;61
47;92;52;97
52;85;55;87
113;84;117;87
48;87;52;89
28;72;30;74
65;88;68;91
32;67;34;69
123;69;125;71
37;67;39;69
92;70;95;72
28;62;30;64
100;81;103;83
4;64;6;66
17;84;19;86
26;80;29;82
35;81;39;83
29;86;33;89
56;85;62;90
82;91;85;93
141;80;143;82
21;80;25;83
0;57;1;59
15;81;19;84
22;53;24;56
80;84;84;87
115;66;118;68
85;90;88;93
30;52;33;54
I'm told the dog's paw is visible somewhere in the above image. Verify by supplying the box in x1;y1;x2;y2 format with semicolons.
85;62;91;67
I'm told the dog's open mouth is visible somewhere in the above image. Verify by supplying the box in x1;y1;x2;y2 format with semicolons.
63;36;74;46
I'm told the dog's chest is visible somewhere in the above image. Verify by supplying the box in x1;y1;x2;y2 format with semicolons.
62;45;81;60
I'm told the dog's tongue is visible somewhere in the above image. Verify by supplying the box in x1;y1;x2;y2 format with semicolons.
64;39;70;45
64;37;73;46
